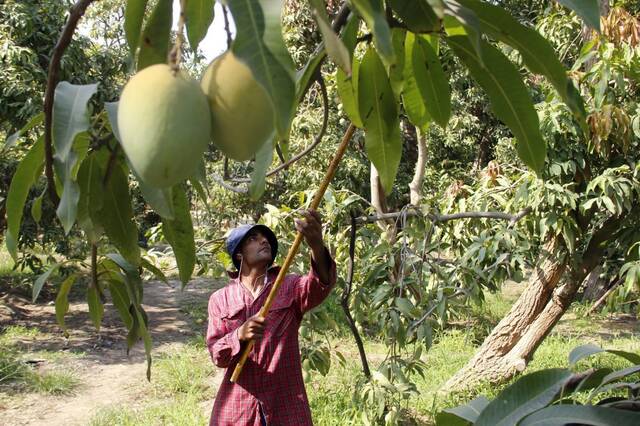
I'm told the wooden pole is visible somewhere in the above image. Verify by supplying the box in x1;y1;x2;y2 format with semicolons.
230;123;356;383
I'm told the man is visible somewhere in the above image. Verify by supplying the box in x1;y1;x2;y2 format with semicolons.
206;210;336;426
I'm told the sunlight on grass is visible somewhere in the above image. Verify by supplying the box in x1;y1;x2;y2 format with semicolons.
152;341;214;399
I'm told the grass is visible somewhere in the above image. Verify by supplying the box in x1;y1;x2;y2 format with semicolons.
151;340;214;399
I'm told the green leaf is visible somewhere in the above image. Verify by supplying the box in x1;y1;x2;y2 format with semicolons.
412;35;450;127
33;263;61;303
402;33;430;129
310;0;351;74
349;0;396;67
108;278;133;329
456;0;587;127
228;0;296;141
31;188;44;224
447;35;546;173
5;137;45;261
296;48;326;106
475;368;571;426
137;0;173;70
162;185;195;286
88;282;104;331
55;274;76;336
556;0;601;32
358;47;402;194
99;164;140;265
124;0;149;53
249;139;274;200
140;257;168;283
519;405;640;426
389;28;406;99
395;297;415;318
388;0;440;33
185;0;215;52
52;82;97;163
55;133;90;234
4;112;44;151
441;396;489;424
569;344;640;367
443;0;483;62
77;152;106;243
337;57;363;127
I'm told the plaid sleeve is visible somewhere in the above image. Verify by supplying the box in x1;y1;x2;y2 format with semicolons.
294;247;337;314
206;296;243;368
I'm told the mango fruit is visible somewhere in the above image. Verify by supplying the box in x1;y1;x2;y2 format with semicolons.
118;64;210;188
201;52;275;161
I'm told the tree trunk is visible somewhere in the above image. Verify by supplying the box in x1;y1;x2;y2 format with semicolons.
445;215;620;391
409;127;428;206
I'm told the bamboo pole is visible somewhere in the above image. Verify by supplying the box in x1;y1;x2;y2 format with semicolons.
230;123;356;383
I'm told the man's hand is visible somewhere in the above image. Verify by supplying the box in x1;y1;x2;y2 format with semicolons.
294;209;324;251
236;315;266;342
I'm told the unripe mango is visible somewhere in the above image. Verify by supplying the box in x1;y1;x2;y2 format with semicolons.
118;64;211;188
201;52;275;161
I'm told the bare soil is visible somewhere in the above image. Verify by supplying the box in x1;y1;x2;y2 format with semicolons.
0;277;225;426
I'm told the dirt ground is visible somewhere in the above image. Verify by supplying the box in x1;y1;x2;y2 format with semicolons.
0;277;225;426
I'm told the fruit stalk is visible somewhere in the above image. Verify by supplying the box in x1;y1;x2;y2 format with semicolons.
230;123;357;383
169;0;188;74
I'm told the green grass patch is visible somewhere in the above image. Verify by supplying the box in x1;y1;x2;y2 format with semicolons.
152;341;214;399
28;369;80;395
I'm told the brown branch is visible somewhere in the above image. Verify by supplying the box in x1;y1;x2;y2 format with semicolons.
340;211;371;379
44;0;98;206
355;207;533;225
222;4;233;49
103;144;119;186
229;76;330;183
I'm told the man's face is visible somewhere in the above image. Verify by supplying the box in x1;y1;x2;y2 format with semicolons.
237;229;272;268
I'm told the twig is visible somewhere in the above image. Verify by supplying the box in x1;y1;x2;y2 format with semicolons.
410;289;466;331
340;210;371;379
44;0;98;206
169;0;187;74
229;76;330;182
103;144;120;186
222;4;233;49
585;277;623;316
210;173;248;193
355;207;533;225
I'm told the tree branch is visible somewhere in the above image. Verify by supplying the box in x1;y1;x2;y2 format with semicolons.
44;0;98;206
355;206;533;225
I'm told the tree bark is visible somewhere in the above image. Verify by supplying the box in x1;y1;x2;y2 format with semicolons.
445;215;621;391
409;127;428;206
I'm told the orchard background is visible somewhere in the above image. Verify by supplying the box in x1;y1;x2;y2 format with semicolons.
1;0;640;424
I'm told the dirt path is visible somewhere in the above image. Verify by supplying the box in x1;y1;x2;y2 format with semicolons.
0;277;224;426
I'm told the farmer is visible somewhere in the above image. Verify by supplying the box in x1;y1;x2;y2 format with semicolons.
206;209;336;426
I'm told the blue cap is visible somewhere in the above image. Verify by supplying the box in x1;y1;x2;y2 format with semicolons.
226;224;278;270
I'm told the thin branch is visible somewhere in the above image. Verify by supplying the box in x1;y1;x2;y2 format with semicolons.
586;276;623;316
222;4;233;49
103;144;119;186
44;0;97;206
168;0;187;73
340;211;371;379
229;76;330;183
355;206;533;225
210;173;248;193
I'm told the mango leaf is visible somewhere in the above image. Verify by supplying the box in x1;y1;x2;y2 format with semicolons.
52;82;97;165
388;0;440;33
5;137;44;261
556;0;601;32
137;0;172;70
54;273;77;336
77;152;106;243
99;164;140;265
310;0;350;74
33;263;61;303
4;112;44;151
395;297;415;318
162;185;195;286
443;0;483;62
456;0;587;128
249;139;274;200
569;344;640;367
440;396;489;424
412;35;450;127
337;57;363;127
228;0;295;141
124;0;148;53
447;35;546;173
108;278;133;329
87;282;104;331
140;257;168;283
349;0;396;67
296;48;326;106
475;368;571;426
358;47;402;195
185;0;215;52
30;188;45;224
55;133;90;234
403;33;430;129
389;28;406;99
519;405;640;426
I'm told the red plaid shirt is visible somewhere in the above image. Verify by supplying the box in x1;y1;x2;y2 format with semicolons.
206;253;336;426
